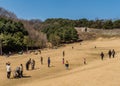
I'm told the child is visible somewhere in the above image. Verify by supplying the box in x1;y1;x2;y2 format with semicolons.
83;57;87;64
65;60;69;69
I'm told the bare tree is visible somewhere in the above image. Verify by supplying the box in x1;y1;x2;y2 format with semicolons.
21;20;48;49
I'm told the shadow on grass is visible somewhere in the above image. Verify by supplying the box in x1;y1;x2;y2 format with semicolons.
10;75;31;79
22;75;31;78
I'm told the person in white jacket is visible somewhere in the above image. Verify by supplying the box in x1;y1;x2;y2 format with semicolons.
6;62;11;79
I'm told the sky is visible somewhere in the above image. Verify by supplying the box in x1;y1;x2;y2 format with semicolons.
0;0;120;21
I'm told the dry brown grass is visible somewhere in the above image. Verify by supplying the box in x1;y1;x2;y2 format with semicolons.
1;37;120;86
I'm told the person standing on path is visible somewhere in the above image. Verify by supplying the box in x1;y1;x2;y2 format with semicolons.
20;64;23;77
48;57;51;67
65;60;69;70
108;50;112;58
112;49;115;58
63;51;65;57
100;52;104;60
26;58;31;70
31;59;35;70
6;62;11;79
40;56;43;65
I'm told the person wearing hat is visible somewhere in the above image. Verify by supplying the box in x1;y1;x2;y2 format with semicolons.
6;62;11;79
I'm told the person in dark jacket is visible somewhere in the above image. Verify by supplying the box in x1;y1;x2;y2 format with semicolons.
26;58;31;70
100;52;104;60
48;57;51;67
40;56;43;65
63;51;65;57
108;50;112;58
20;64;23;77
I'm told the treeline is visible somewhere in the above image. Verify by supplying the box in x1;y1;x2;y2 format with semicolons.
28;18;120;46
74;18;120;29
0;17;28;53
40;18;78;46
36;18;120;46
42;18;120;29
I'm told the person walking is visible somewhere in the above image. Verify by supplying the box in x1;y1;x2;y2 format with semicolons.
100;52;104;60
6;62;11;79
48;57;51;67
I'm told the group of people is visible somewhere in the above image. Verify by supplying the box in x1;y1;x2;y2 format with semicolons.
6;58;36;79
26;58;35;70
5;48;87;79
108;49;115;58
62;50;70;69
40;56;69;69
40;56;50;67
6;62;23;79
40;50;69;69
100;49;116;60
13;64;23;78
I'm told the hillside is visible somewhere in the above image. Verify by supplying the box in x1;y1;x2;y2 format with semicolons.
76;27;120;40
0;38;120;86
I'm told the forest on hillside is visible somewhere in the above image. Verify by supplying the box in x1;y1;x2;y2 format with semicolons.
0;7;120;54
